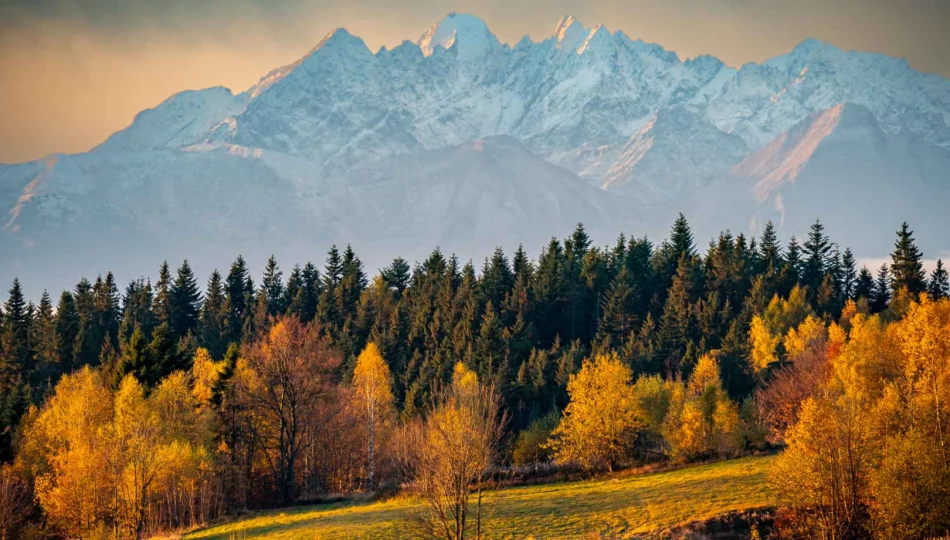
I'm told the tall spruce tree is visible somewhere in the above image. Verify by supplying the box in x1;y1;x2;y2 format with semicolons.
154;261;172;326
890;222;926;296
802;220;832;293
854;266;875;302
928;260;949;300
841;248;857;300
872;264;891;313
261;255;285;316
758;220;782;273
201;270;228;359
225;255;252;344
30;291;60;399
169;260;202;340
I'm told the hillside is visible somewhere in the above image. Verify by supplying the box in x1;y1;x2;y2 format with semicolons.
185;456;776;539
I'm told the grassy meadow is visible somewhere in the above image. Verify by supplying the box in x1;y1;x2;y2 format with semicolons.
186;455;776;539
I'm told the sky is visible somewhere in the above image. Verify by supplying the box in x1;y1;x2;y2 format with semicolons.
1;0;948;164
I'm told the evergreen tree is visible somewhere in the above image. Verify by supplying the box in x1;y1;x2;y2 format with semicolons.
854;267;875;302
481;247;514;310
30;291;60;399
54;291;79;373
656;254;700;377
169;260;202;339
841;248;857;300
283;265;303;317
114;326;150;388
871;264;891;313
118;279;154;343
670;213;696;261
802;220;831;292
201;270;228;359
758;220;782;272
783;236;803;292
261;255;285;316
71;278;101;368
890;222;926;296
153;261;172;326
928;259;949;300
382;257;411;295
1;279;31;374
225;255;253;344
596;267;638;348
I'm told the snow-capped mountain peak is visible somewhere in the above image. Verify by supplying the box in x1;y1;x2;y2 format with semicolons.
553;15;588;51
417;13;501;60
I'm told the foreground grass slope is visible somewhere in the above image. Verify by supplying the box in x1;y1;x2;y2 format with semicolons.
187;455;776;539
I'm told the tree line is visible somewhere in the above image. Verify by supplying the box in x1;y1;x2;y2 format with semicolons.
0;216;948;538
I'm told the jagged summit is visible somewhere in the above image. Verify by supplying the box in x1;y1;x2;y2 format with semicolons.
417;13;501;59
553;15;588;50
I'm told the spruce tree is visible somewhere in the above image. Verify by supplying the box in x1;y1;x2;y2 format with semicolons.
871;264;891;313
802;219;831;293
670;213;696;260
201;270;228;359
30;291;60;399
1;279;31;373
261;255;285;316
841;248;857;300
154;261;172;326
854;266;875;302
225;255;252;344
596;267;638;348
54;291;79;373
758;220;782;272
928;259;949;300
783;236;803;291
890;222;926;296
169;260;202;340
382;258;411;295
118;278;154;343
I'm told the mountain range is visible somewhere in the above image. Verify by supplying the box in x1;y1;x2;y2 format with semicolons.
2;13;949;296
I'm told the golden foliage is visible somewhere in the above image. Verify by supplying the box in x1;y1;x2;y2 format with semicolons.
771;296;950;538
547;353;640;471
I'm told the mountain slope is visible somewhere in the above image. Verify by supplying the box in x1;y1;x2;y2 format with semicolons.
2;13;949;296
686;103;950;256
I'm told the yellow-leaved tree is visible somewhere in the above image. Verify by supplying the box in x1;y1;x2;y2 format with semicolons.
546;352;640;471
397;362;504;540
663;354;742;461
351;342;395;491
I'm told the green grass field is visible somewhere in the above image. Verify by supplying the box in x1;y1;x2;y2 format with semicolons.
186;455;776;539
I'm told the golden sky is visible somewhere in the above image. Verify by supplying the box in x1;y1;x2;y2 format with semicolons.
1;0;948;164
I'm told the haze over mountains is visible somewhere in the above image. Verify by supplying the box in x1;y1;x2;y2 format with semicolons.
2;13;949;296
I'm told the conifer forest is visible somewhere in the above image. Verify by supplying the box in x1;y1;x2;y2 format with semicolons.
1;216;949;539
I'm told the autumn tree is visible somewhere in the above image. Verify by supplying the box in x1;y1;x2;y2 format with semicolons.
397;363;504;540
351;342;395;491
547;352;640;471
241;315;341;504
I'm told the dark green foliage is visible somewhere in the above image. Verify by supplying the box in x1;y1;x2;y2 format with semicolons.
928;260;949;300
225;255;253;344
854;266;875;302
201;270;229;359
169;260;202;340
890;222;927;296
261;255;285;316
872;264;891;313
802;220;832;294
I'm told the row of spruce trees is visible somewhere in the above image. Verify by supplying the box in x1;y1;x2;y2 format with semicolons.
1;216;947;460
